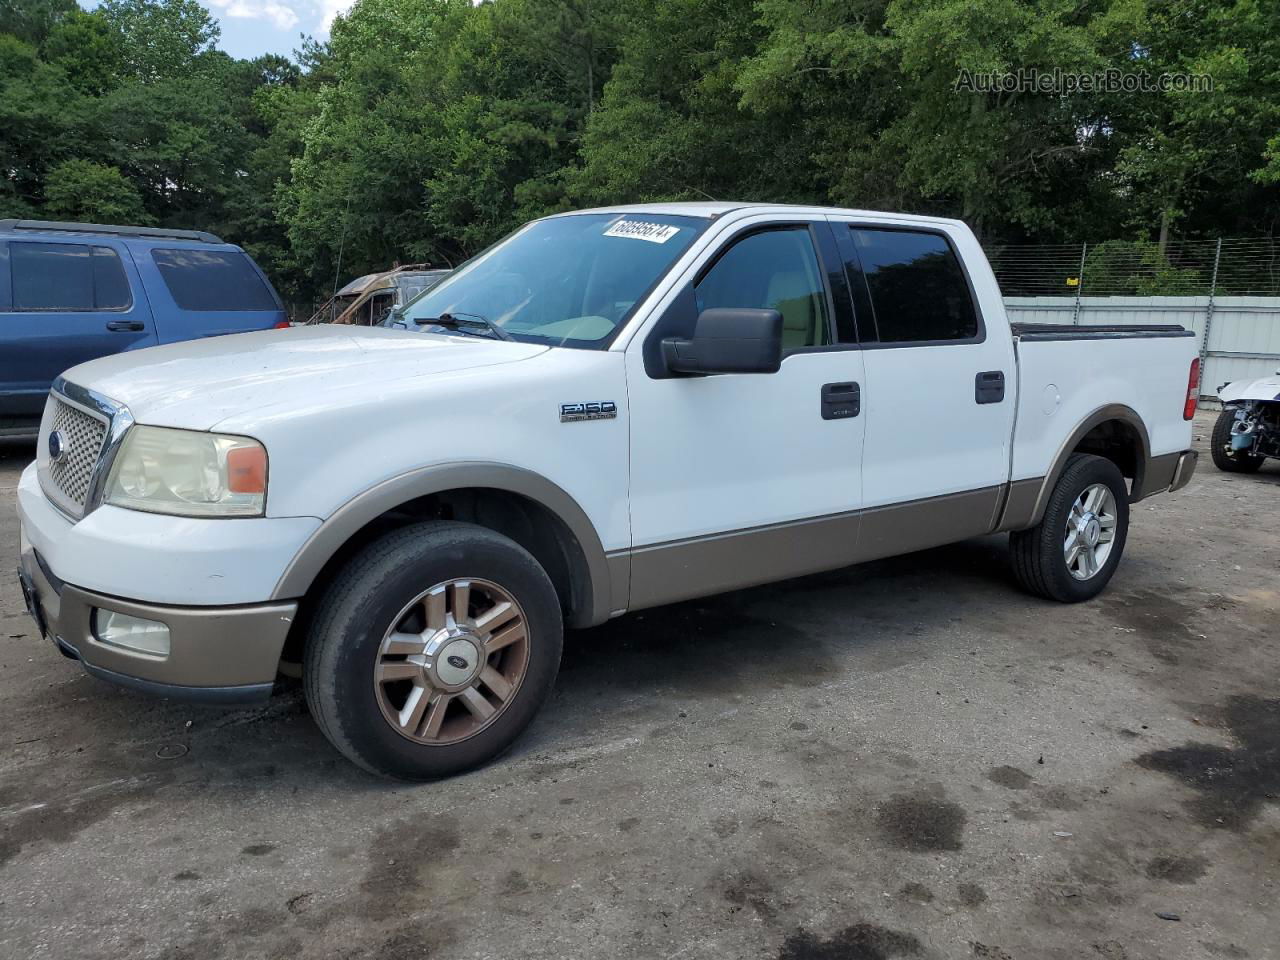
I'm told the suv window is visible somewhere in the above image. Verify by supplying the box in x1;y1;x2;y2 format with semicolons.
10;242;131;311
849;229;978;343
92;247;131;309
696;228;831;350
152;248;277;311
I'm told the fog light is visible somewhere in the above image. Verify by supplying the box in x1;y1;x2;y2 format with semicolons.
93;609;171;657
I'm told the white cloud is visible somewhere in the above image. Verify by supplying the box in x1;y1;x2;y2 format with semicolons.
206;0;301;31
316;0;352;36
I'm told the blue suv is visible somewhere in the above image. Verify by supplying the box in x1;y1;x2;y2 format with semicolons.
0;220;287;437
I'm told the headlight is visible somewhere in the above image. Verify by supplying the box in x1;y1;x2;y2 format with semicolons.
104;425;267;518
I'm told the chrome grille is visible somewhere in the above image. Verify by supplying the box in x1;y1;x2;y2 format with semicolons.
46;398;108;510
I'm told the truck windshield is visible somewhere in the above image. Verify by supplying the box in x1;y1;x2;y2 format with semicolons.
398;213;705;348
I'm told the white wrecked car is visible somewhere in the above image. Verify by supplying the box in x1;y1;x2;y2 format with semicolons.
1213;369;1280;472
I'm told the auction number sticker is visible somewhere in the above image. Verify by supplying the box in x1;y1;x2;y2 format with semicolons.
603;220;681;243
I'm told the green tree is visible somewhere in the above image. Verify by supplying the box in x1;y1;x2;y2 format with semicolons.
43;9;122;96
1104;0;1280;242
0;34;87;214
0;0;75;46
277;0;461;285
6;0;1280;304
734;0;1114;239
98;0;218;81
1082;239;1205;295
574;0;815;207
424;0;626;251
221;56;311;304
44;157;152;223
102;70;250;225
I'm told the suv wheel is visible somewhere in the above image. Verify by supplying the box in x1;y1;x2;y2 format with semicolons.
304;521;563;779
1210;408;1265;473
1010;454;1130;603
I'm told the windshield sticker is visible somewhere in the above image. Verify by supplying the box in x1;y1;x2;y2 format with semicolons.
603;220;681;243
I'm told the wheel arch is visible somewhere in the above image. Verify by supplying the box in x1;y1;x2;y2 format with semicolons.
272;463;616;631
1018;404;1154;529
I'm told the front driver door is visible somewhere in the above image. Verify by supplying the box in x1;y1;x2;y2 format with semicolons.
624;218;866;610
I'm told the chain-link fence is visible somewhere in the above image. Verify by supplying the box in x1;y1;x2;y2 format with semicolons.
986;237;1280;298
986;237;1280;398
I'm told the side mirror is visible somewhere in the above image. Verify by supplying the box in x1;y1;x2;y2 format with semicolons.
661;308;783;376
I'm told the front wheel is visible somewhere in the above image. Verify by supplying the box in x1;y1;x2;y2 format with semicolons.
1210;408;1265;473
1010;454;1130;603
304;521;563;780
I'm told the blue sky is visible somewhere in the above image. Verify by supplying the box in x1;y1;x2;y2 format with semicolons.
83;0;351;60
199;0;352;58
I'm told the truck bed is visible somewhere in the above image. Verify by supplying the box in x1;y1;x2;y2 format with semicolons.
1009;322;1200;488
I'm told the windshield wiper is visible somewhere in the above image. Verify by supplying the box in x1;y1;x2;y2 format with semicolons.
416;311;514;341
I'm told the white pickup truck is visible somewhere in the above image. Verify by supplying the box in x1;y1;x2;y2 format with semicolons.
17;203;1200;779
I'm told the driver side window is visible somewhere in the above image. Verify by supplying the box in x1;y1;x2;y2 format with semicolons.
695;227;831;350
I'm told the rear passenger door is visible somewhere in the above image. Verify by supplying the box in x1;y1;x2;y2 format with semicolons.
0;240;154;425
133;245;285;340
827;218;1016;556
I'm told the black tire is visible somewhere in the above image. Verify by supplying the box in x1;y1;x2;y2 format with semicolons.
304;521;563;780
1210;408;1265;473
1009;454;1130;603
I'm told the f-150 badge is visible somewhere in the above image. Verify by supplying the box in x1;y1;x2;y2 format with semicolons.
560;402;617;423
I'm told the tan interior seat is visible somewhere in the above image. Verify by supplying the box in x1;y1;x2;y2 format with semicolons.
765;271;819;349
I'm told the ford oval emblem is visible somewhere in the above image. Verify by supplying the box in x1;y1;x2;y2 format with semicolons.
48;430;68;465
446;655;469;670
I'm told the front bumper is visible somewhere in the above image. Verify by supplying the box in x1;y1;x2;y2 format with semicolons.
19;535;297;705
17;462;319;606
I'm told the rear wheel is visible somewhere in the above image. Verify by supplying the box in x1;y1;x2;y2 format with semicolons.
304;521;563;780
1210;408;1265;473
1010;454;1130;603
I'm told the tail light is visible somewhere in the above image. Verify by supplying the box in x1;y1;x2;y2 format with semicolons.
273;320;291;329
1184;357;1200;420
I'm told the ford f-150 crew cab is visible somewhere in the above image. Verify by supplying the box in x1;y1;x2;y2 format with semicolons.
17;203;1201;779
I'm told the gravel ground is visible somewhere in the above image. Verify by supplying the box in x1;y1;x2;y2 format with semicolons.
1;410;1277;960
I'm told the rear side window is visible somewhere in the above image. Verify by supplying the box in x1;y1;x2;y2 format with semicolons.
92;247;131;308
850;229;979;343
10;242;132;311
151;248;277;311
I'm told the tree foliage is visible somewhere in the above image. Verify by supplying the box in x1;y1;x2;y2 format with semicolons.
2;0;1278;311
43;157;151;223
1083;238;1204;295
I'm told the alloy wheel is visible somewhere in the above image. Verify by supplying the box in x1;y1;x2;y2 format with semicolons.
1063;483;1118;581
373;578;529;744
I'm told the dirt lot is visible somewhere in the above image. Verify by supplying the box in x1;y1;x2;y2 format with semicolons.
1;410;1277;960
